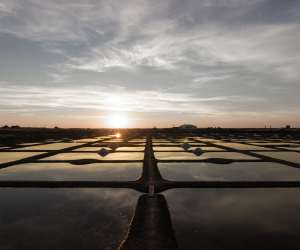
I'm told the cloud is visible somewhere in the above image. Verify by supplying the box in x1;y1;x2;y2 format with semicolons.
0;0;299;127
0;81;293;115
0;81;214;114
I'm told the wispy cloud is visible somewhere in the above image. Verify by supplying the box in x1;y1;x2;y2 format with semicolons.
0;81;286;115
0;0;299;127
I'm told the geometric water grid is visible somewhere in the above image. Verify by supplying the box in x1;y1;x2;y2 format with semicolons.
1;131;300;249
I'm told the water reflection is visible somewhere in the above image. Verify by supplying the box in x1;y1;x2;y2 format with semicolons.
154;147;184;151
127;140;146;143
159;162;300;181
155;152;200;160
0;152;46;164
155;152;257;160
73;138;100;143
164;188;300;250
43;152;144;161
1;135;300;250
279;146;300;151
255;152;300;164
153;143;179;146
252;142;299;146
214;142;273;150
12;143;83;151
72;147;110;152
0;189;139;250
189;147;225;151
0;162;142;181
116;147;145;152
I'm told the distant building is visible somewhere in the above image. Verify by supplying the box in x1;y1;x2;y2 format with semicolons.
11;125;21;129
178;124;197;130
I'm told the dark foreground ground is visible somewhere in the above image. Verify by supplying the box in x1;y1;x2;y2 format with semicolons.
1;127;299;145
0;128;300;250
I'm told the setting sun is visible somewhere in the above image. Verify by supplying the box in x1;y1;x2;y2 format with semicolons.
106;113;130;128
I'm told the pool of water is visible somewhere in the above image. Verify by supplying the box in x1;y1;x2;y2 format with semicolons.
105;139;124;142
116;147;145;151
127;139;146;143
255;152;300;164
0;152;46;164
279;146;300;151
43;152;144;161
187;143;207;146
155;152;258;160
155;152;201;160
0;162;142;181
13;143;83;151
73;138;100;143
164;188;300;250
152;140;171;142
154;147;185;151
159;162;300;181
213;142;274;150
189;147;225;151
72;147;111;152
252;142;299;146
152;142;180;146
1;135;300;250
0;188;139;250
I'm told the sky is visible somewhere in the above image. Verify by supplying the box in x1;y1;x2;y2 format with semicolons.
0;0;299;128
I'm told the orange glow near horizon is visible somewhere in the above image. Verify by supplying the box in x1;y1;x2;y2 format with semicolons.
115;133;121;138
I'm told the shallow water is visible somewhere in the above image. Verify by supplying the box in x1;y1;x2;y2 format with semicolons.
105;139;124;142
0;152;46;164
213;142;274;150
159;162;300;181
1;135;300;250
255;151;300;164
73;138;100;143
43;152;144;161
153;142;180;146
0;162;142;181
116;147;145;151
127;139;146;143
0;188;139;250
164;188;300;250
154;147;185;151
279;146;300;151
252;142;299;146
155;152;201;160
72;146;111;152
189;146;225;151
13;143;83;151
155;152;258;160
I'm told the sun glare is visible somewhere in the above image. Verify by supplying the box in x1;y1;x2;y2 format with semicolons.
106;113;130;128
